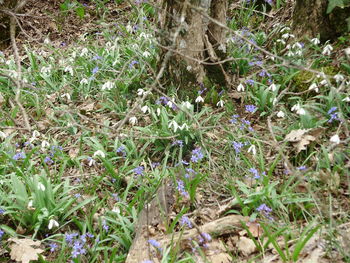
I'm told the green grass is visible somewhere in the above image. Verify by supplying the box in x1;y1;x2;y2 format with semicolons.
0;0;349;262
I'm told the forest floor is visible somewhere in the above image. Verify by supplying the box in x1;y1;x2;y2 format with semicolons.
0;0;349;263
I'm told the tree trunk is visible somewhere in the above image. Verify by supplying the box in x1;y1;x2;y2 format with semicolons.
0;0;18;43
158;0;228;88
292;0;350;42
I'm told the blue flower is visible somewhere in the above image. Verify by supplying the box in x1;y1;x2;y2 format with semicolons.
102;220;109;232
49;242;58;252
180;216;193;228
133;166;144;176
148;239;162;251
232;141;244;154
246;79;255;86
44;156;54;165
172;140;184;147
249;168;260;179
129;60;139;68
256;204;273;220
92;66;99;74
245;105;257;113
12;152;26;160
0;229;4;239
116;146;126;157
176;180;189;198
0;208;4;215
190;147;204;163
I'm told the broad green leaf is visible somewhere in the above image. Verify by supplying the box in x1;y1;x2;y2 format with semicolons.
327;0;344;14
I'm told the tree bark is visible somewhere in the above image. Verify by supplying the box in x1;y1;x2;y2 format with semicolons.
158;0;228;88
0;0;18;43
292;0;350;42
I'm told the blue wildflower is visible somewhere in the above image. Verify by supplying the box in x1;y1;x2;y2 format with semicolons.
44;156;54;165
49;242;58;252
232;141;244;154
133;166;144;176
0;208;4;215
0;229;4;239
12;152;26;160
190;147;204;163
148;239;162;251
249;168;260;179
257;204;273;220
172;140;184;147
180;216;193;228
246;79;255;86
92;66;99;74
116;146;126;157
129;60;139;68
245;105;257;113
176;180;189;198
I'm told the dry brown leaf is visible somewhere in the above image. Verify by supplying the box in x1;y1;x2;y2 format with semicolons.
237;236;256;256
207;253;232;263
285;128;323;153
68;148;79;158
9;238;44;263
80;102;95;112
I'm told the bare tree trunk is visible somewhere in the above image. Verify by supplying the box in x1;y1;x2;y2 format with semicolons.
0;0;18;46
158;0;228;88
292;0;350;41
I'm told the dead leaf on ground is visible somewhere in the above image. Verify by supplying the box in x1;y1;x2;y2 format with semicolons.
9;237;44;263
285;128;324;153
237;236;257;256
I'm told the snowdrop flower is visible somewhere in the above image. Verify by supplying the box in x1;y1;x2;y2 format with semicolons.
276;39;286;45
102;81;114;90
310;38;320;45
112;206;120;213
38;182;46;191
64;66;74;76
334;74;344;82
277;111;285;118
88;157;95;166
292;42;303;49
156;108;161;116
320;79;328;86
41;65;52;74
168;120;179;132
287;51;295;57
195;96;204;103
48;219;59;230
41;140;50;150
27;200;34;210
137;89;145;96
179;123;189;131
308;83;319;92
44;38;50;44
167;100;174;108
282;33;290;39
237;83;245;92
272;98;278;105
80;78;88;85
342;96;350;102
129;116;138;125
81;47;89;57
247;145;256;155
32;130;40;138
291;104;306;115
280;27;290;32
142;51;151;58
216;100;224;107
322;44;333;55
93;150;106;158
182;101;192;109
141;105;150;114
61;93;71;101
0;131;6;140
330;134;340;144
268;83;277;91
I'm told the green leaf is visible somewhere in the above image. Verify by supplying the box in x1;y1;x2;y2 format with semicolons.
346;16;350;31
75;7;85;19
327;0;344;14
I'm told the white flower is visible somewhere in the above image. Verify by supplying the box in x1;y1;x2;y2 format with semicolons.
330;134;340;144
287;51;295;57
216;100;224;107
112;206;120;213
195;96;204;103
308;83;319;92
282;33;290;39
64;66;74;76
345;47;350;58
81;48;89;57
167;100;174;108
0;131;6;140
182;101;192;109
156;108;161;116
40;65;52;74
129;116;138;125
48;219;59;230
32;130;40;138
334;74;344;82
102;81;114;90
247;145;256;155
268;83;277;91
291;104;306;115
142;51;151;58
179;123;189;131
342;96;350;102
320;79;328;86
168;120;179;132
277;111;285;118
292;42;303;49
237;83;245;92
310;38;320;45
272;98;278;105
41;140;50;150
280;27;290;32
88;158;95;166
276;39;286;45
322;44;333;55
27;200;34;210
38;182;46;191
80;78;88;85
137;89;146;96
186;65;192;71
44;38;50;44
61;93;71;101
126;24;133;33
93;150;106;158
141;105;150;114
